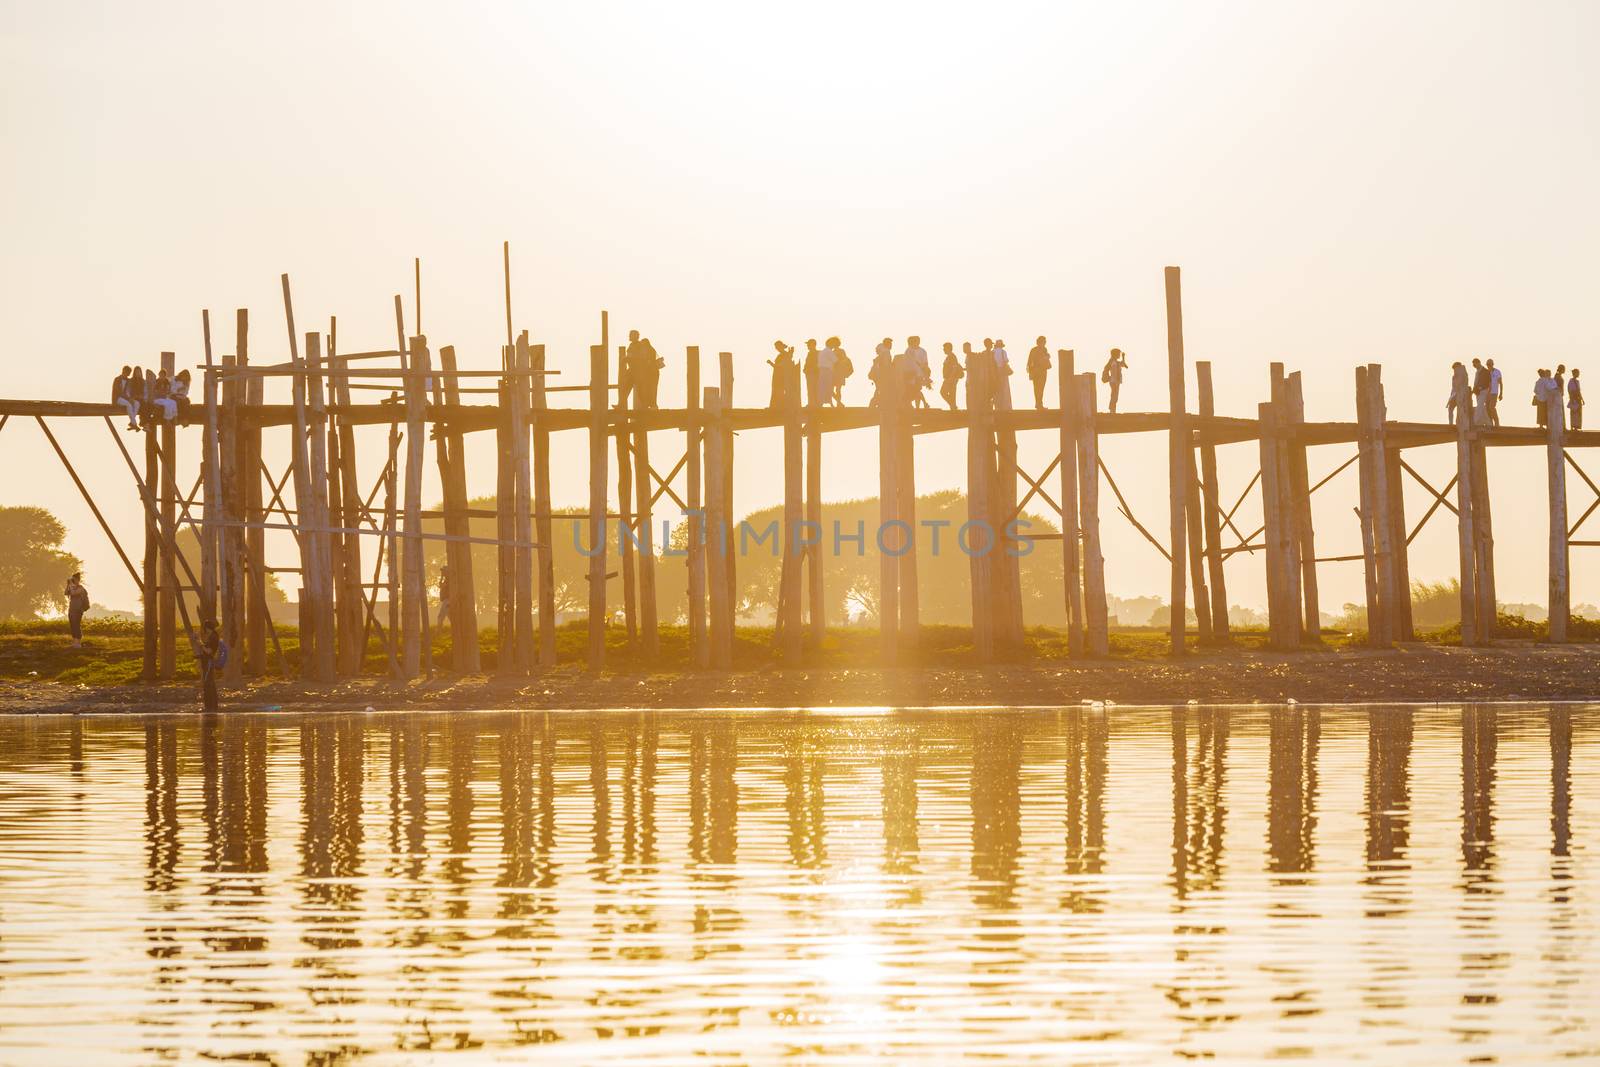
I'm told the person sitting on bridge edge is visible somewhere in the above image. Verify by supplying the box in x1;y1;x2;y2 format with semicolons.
112;366;139;429
1027;336;1051;410
940;342;964;411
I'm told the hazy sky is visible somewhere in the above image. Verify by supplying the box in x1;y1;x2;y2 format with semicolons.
3;1;1597;615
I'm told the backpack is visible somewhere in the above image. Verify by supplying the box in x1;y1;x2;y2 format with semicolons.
213;639;229;670
836;353;853;379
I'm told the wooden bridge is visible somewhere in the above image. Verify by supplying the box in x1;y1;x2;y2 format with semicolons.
3;265;1592;684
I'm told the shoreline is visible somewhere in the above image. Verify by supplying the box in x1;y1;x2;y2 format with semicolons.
5;641;1599;715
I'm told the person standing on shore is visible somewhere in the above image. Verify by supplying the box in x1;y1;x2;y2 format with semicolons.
196;620;226;713
64;572;89;648
1486;358;1502;426
1569;368;1584;430
1102;349;1128;413
1026;336;1051;410
940;342;963;410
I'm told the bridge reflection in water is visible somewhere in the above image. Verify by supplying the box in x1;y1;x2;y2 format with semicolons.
0;706;1593;1064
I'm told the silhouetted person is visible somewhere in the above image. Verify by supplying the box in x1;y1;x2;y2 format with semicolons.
1486;358;1502;426
619;329;644;408
1569;368;1584;430
150;369;176;423
64;571;89;648
1102;349;1127;413
1471;358;1489;426
962;342;979;407
802;338;821;407
819;336;843;406
940;342;963;410
196;619;226;713
992;338;1013;411
112;366;139;429
1534;367;1556;427
139;368;158;427
436;565;451;626
1446;361;1467;424
634;336;662;409
904;335;930;408
868;337;894;408
831;340;852;405
1027;336;1051;409
768;341;796;409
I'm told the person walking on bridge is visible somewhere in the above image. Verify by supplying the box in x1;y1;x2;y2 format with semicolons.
1534;368;1556;428
1471;358;1490;426
1569;368;1584;430
903;336;930;408
991;339;1013;411
1102;349;1128;413
1026;336;1051;410
1486;358;1502;426
768;341;796;409
940;342;963;411
802;339;821;408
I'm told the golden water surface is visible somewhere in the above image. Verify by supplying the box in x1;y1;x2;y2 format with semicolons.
0;706;1594;1064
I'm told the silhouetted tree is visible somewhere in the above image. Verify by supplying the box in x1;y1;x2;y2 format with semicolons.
0;506;82;619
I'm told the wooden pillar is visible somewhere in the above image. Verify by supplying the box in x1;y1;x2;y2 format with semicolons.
898;395;920;644
382;399;401;678
218;354;244;684
512;333;535;672
1286;372;1319;640
633;368;658;658
531;343;556;667
615;345;637;643
587;343;609;671
1385;446;1414;641
239;310;267;675
1355;366;1384;646
324;329;349;673
1076;373;1109;655
142;406;159;682
805;349;825;646
1470;435;1496;639
1451;364;1479;646
1164;266;1188;655
992;383;1024;651
686;347;707;667
1270;365;1303;643
1185;450;1213;645
159;350;177;678
1195;362;1229;640
400;336;429;678
720;352;736;630
877;355;900;661
778;361;804;665
495;373;514;671
1057;351;1084;657
1259;400;1293;650
966;348;995;660
1547;387;1569;641
705;387;733;668
1366;366;1397;648
331;335;366;676
200;314;220;627
437;344;480;672
305;333;337;681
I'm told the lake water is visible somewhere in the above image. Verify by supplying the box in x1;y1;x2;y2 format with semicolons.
0;705;1594;1064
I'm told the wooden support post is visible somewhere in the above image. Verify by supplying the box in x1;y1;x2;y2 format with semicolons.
437;344;480;673
633;361;659;659
1259;400;1294;650
686;347;708;667
305;333;338;681
218;353;244;684
992;387;1024;651
1270;365;1303;643
242;314;267;676
778;361;804;665
1451;364;1479;646
324;324;350;673
877;355;900;661
200;313;220;626
382;397;401;678
805;347;825;647
1185;449;1213;645
1195;362;1229;640
1164;266;1188;656
616;344;637;643
966;348;995;660
898;389;919;644
400;336;429;678
512;333;535;672
1355;366;1384;646
587;343;609;671
1547;386;1569;641
495;373;514;671
720;352;736;630
705;386;733;668
1076;374;1109;655
1057;351;1084;657
333;344;365;675
1470;434;1496;639
143;409;159;682
1366;366;1397;648
1286;372;1319;640
531;343;556;668
1385;446;1414;641
159;351;177;678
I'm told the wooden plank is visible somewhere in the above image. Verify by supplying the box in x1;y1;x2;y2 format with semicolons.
1077;374;1109;655
1057;351;1084;657
1164;266;1188;655
531;343;556;668
1286;372;1319;640
1195;362;1229;640
512;333;535;672
704;386;733;668
587;343;609;671
686;347;707;667
1548;387;1569;641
